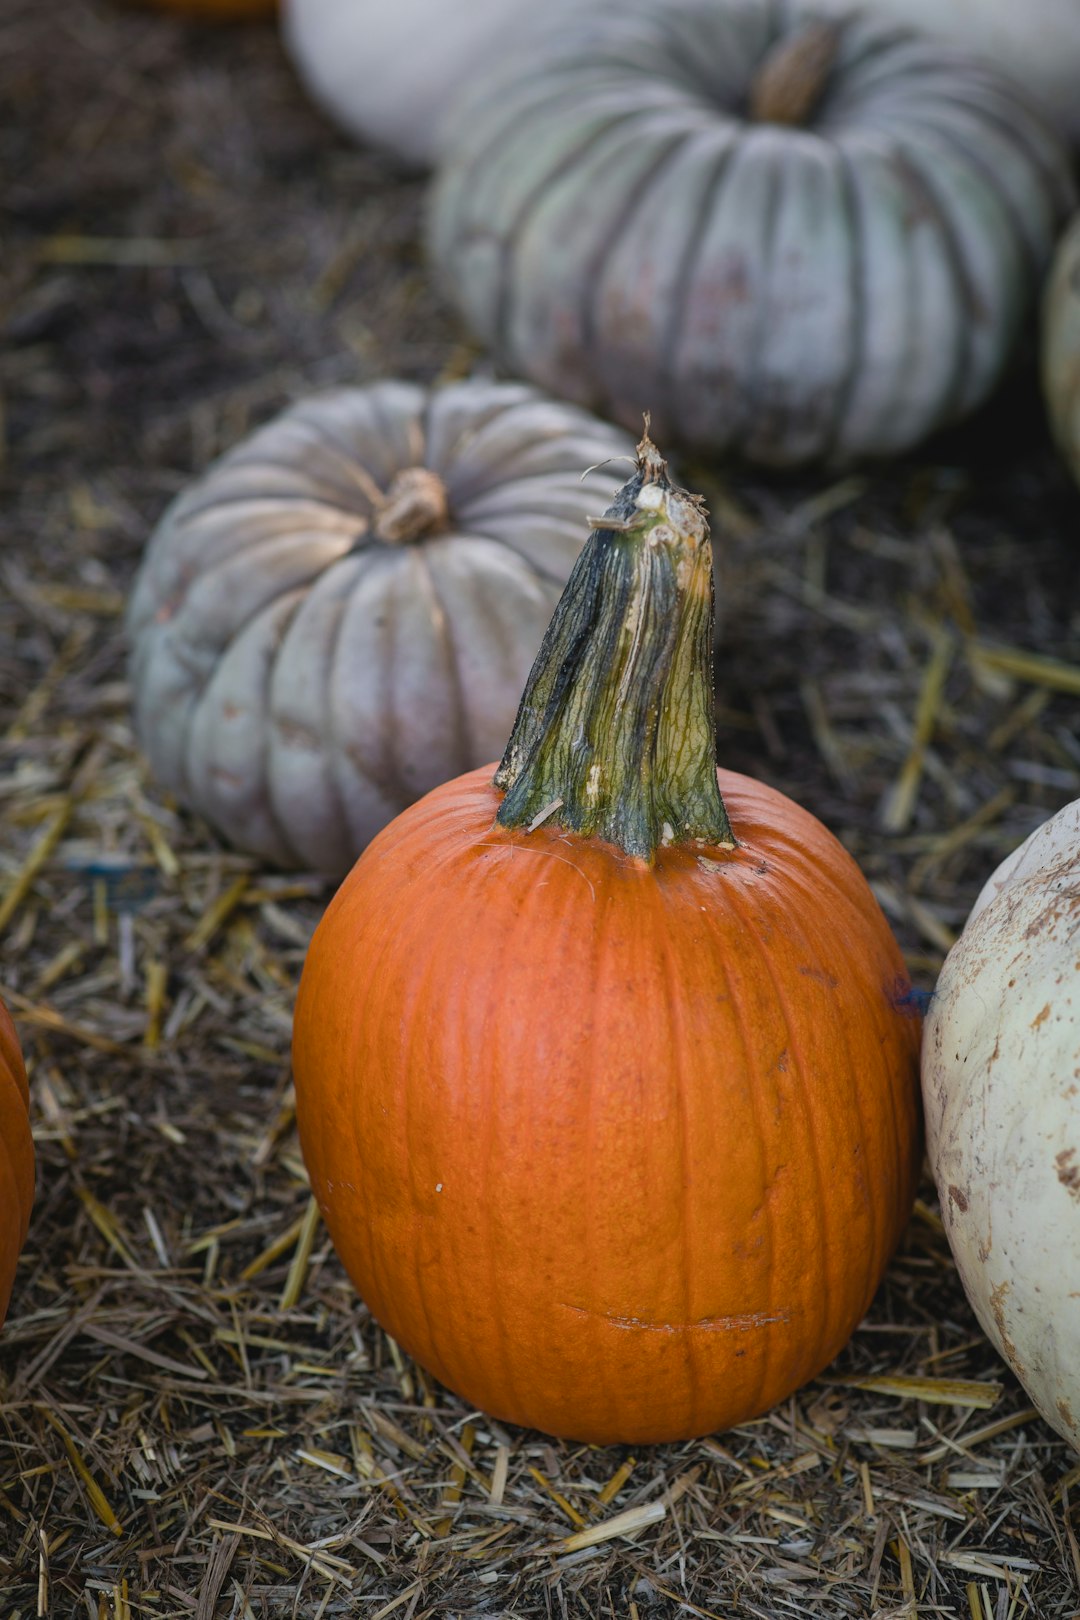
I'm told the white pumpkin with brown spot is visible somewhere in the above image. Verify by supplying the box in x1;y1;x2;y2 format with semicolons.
923;799;1080;1450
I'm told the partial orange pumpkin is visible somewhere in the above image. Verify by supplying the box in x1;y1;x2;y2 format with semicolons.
292;440;922;1443
123;0;276;19
0;999;34;1333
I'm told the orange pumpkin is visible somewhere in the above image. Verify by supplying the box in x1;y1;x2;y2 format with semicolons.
0;999;33;1333
292;439;922;1443
123;0;276;19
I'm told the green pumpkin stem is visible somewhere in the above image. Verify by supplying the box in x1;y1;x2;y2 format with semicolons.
494;434;734;861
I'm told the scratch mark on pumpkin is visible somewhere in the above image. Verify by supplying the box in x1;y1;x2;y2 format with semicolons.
1031;1001;1052;1029
559;1303;790;1333
475;841;596;901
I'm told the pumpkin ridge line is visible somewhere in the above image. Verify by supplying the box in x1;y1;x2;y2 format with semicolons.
238;592;316;867
428;396;608;497
412;545;473;774
886;142;980;420
765;859;884;1341
250;408;409;503
453;518;575;588
325;548;412;814
818;142;864;463
181;591;306;863
171;490;379;531
490;109;669;365
663;135;740;445
578;131;695;429
654;864;701;1426
707;849;805;1413
154;532;356;629
290;553;372;868
734;129;787;456
890;117;1043;285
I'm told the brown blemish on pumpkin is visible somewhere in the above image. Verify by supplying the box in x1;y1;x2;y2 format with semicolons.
947;1184;969;1212
1031;1001;1052;1029
989;1279;1020;1367
1058;1396;1076;1432
1056;1147;1080;1199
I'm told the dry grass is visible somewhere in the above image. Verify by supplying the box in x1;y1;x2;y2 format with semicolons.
2;1;1080;1614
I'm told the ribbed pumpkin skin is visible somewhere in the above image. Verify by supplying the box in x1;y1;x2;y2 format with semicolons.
813;0;1080;144
0;1000;34;1334
127;381;634;877
1043;215;1080;494
429;0;1075;466
293;767;922;1443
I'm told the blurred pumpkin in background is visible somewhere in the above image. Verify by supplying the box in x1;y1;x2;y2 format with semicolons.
124;0;276;17
126;379;635;877
1043;215;1080;494
430;0;1075;467
281;0;567;169
0;999;34;1334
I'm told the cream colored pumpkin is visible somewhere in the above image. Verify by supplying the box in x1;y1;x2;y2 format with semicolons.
281;0;570;170
1043;215;1080;494
430;0;1075;467
127;380;635;876
923;800;1080;1450
814;0;1080;146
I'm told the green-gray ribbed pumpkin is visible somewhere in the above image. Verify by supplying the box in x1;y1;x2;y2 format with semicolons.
429;0;1075;466
127;380;635;876
1043;215;1080;493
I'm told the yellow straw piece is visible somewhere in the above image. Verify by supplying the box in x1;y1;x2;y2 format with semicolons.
43;1412;122;1537
559;1499;666;1552
830;1374;1002;1409
278;1197;321;1311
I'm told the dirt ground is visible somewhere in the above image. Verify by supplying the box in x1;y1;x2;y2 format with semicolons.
2;1;1080;1615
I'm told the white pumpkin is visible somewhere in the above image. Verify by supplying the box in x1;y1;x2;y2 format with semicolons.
281;0;571;170
922;800;1080;1450
1043;214;1080;495
127;379;635;876
814;0;1080;145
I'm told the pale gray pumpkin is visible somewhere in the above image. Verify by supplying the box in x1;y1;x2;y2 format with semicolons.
1043;215;1080;494
429;0;1075;466
281;0;576;170
127;380;636;875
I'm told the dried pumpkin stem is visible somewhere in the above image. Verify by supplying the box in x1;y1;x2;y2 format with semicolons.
748;21;841;127
373;467;450;544
495;435;734;861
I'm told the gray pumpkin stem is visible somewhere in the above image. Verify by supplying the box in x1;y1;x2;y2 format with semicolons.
494;434;735;861
373;467;450;544
749;20;842;127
